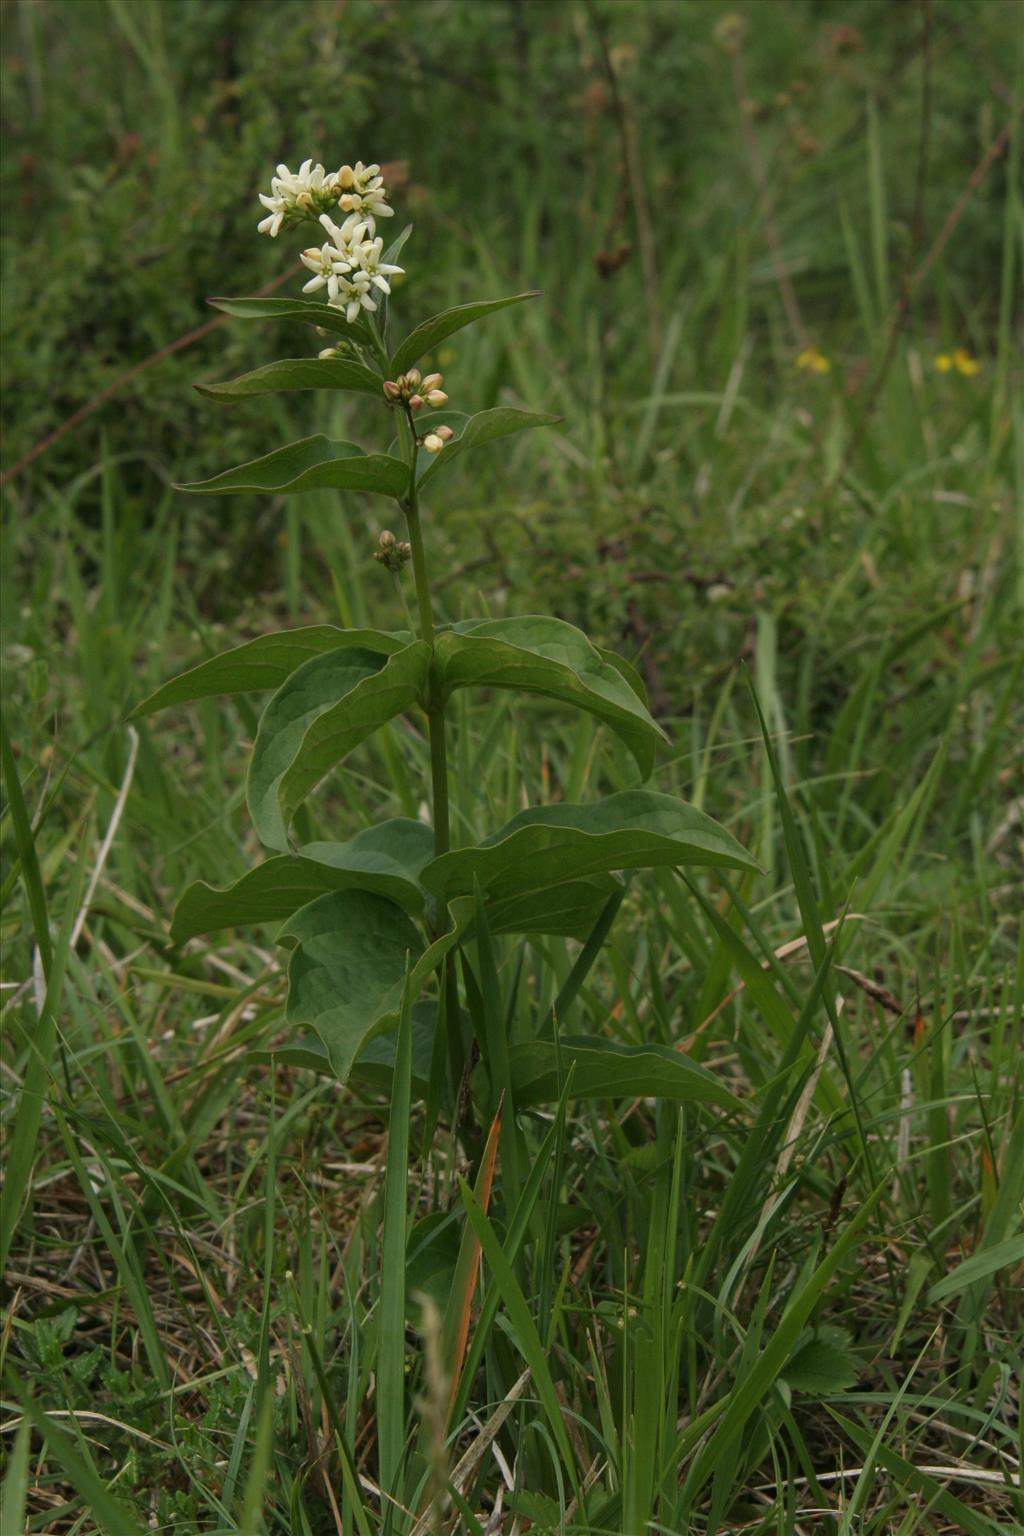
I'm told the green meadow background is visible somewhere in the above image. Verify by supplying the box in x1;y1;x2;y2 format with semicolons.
1;1;1021;1532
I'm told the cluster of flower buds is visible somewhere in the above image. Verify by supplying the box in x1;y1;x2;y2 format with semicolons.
382;369;448;410
373;529;413;574
421;424;455;454
257;159;401;325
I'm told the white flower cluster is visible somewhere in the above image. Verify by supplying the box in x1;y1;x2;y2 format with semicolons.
257;159;402;324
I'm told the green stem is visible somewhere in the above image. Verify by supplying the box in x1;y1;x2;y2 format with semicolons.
396;405;464;1097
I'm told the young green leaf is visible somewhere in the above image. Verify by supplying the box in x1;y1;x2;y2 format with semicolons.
131;626;410;718
195;356;382;401
170;818;435;942
782;1326;861;1394
247;642;430;850
175;434;408;499
423;790;756;904
416;407;560;487
281;889;425;1082
207;294;357;334
389;291;542;375
435;617;667;778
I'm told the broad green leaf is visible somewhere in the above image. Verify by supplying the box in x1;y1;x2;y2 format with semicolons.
390;291;541;376
435;616;666;777
353;1000;437;1093
487;875;622;937
417;407;559;488
175;435;408;499
208;294;356;335
281;890;424;1082
405;1210;461;1310
508;1035;742;1111
248;643;431;850
423;789;756;905
300;818;434;907
598;646;649;705
131;626;409;718
170;818;434;942
195;357;382;402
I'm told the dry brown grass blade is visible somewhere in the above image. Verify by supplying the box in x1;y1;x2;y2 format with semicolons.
443;1096;503;1426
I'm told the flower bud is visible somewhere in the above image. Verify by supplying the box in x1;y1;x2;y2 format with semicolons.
383;380;402;400
399;541;412;558
421;373;443;392
338;164;356;190
409;394;424;410
434;424;455;442
379;529;396;548
425;389;448;406
714;12;746;53
422;433;444;453
404;368;421;387
318;347;340;360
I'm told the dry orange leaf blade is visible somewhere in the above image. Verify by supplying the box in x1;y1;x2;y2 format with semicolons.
441;1096;503;1425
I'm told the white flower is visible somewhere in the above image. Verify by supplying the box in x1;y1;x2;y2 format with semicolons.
337;160;394;221
327;270;378;325
355;235;404;295
320;211;369;260
257;158;335;237
299;244;353;302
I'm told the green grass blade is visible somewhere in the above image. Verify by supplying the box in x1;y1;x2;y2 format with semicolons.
377;966;415;1504
680;1181;885;1501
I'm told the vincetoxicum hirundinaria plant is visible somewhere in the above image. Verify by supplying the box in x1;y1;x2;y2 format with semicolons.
135;156;757;1125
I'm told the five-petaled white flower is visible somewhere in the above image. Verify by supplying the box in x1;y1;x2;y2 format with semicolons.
299;244;351;303
320;211;369;261
356;235;404;295
330;271;378;325
257;159;333;237
337;160;394;221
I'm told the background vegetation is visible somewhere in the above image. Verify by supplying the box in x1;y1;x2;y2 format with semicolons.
1;0;1021;1532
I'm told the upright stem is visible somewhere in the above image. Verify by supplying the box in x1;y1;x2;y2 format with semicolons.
395;405;463;1096
405;483;451;858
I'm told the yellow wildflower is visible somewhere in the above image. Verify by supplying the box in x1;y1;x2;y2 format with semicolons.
795;346;831;374
953;347;980;376
935;348;980;376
